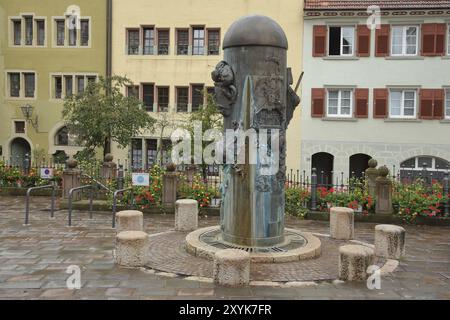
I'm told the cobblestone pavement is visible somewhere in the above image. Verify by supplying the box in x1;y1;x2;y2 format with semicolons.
0;196;449;300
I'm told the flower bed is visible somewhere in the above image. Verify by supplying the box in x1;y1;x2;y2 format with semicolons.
0;161;62;189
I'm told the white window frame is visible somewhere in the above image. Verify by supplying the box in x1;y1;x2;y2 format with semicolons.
447;24;450;56
389;89;417;119
391;25;419;56
326;88;353;118
5;70;37;100
49;73;98;100
327;26;355;57
51;16;91;48
445;89;450;119
9;14;47;47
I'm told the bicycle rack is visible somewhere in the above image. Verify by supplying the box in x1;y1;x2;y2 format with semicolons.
24;184;57;225
112;187;134;228
68;185;94;227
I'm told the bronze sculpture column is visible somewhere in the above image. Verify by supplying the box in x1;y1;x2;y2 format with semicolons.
212;15;300;247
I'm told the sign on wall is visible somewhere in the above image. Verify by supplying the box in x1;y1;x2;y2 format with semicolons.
132;173;150;186
40;168;54;179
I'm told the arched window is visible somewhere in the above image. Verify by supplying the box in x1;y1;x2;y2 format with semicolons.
400;156;450;182
349;153;372;179
312;152;334;186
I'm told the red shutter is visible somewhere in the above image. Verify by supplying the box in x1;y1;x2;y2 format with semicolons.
311;88;325;117
313;25;327;57
355;88;369;118
422;23;437;56
435;24;446;56
433;89;445;119
373;88;388;118
375;24;390;57
357;25;371;57
420;89;434;119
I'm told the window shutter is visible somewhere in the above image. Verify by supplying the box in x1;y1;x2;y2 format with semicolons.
313;25;327;57
355;88;369;118
435;24;446;56
419;89;434;119
433;89;445;119
375;24;390;57
422;23;437;56
311;88;325;117
357;25;371;57
373;88;388;118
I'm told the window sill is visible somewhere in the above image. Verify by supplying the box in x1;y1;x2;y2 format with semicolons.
384;118;422;122
385;56;424;60
441;56;450;60
323;56;359;61
321;117;358;122
440;119;450;123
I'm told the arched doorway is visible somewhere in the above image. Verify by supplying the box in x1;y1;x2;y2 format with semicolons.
349;153;372;179
312;152;334;186
10;137;31;167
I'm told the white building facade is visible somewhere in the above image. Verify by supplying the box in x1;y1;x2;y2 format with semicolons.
301;0;450;183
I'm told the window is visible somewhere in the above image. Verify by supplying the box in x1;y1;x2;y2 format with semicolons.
131;139;143;169
157;87;169;112
448;25;450;55
157;29;169;55
55;127;69;146
127;86;139;98
9;73;20;97
65;76;73;97
176;29;189;55
391;26;418;56
389;89;417;118
24;73;35;98
328;26;354;56
15;121;25;134
55;20;65;46
24;16;33;45
54;76;62;99
80;19;89;46
8;72;36;99
142;84;154;111
146;139;157;167
13;20;21;45
176;87;188;112
36;20;45;46
127;29;139;54
191;84;204;112
207;29;220;55
327;89;353;117
446;90;450;119
192;27;205;55
76;76;85;94
143;27;154;55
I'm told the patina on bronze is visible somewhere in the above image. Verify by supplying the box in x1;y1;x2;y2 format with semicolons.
212;15;300;247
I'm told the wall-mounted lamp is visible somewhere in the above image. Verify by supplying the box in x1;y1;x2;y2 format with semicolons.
20;104;39;131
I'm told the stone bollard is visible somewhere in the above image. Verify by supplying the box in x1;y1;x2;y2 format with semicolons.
374;224;406;259
330;207;354;240
339;245;374;281
115;210;144;232
175;199;198;231
213;249;250;287
115;231;149;267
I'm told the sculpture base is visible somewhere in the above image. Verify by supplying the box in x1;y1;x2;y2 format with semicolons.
186;226;321;263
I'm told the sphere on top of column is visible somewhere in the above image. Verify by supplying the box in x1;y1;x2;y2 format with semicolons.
223;15;288;49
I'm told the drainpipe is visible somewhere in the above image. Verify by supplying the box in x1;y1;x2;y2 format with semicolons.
106;0;112;78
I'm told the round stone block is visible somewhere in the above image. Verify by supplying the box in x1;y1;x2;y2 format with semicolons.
116;210;143;232
375;224;406;259
175;199;198;232
115;231;149;267
213;249;250;286
330;207;354;240
339;244;374;281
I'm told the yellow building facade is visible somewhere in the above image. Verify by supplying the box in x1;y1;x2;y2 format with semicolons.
0;0;107;165
111;0;304;170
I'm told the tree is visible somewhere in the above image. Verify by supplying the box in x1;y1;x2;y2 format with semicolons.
62;76;156;157
184;91;223;178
